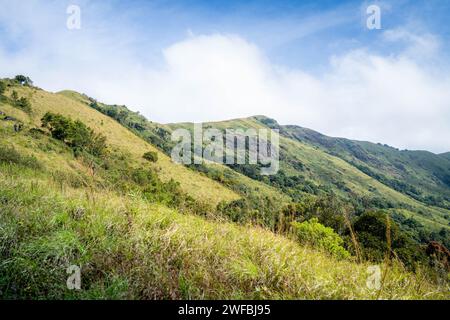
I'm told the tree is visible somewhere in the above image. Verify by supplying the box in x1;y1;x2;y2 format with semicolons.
143;151;158;162
14;75;33;86
353;211;427;268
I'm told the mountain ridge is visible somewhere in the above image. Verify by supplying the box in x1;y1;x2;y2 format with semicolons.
57;90;448;240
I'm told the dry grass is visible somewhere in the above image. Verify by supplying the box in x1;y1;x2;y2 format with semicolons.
3;86;239;206
0;169;447;299
1;84;448;300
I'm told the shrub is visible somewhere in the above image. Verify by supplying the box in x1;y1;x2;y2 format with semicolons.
9;91;32;112
282;195;347;235
41;112;107;157
11;90;18;102
41;113;72;141
291;218;350;260
143;151;158;163
15;97;32;112
0;81;5;95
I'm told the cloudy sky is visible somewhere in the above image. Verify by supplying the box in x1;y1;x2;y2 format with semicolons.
0;0;449;153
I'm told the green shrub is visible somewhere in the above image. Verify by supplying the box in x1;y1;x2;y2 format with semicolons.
41;112;107;157
11;90;18;102
291;218;350;260
0;81;5;95
15;97;32;112
143;151;158;163
9;90;32;112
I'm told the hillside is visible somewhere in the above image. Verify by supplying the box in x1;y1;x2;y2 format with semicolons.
277;122;450;210
166;117;450;242
0;85;239;207
63;91;449;246
441;152;450;161
0;79;449;299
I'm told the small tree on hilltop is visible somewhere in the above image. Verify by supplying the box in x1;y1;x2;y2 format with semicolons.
14;75;33;86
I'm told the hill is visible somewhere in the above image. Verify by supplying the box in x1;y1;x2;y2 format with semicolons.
441;152;450;161
0;78;448;299
67;91;449;248
277;121;450;210
165;116;450;244
0;85;239;207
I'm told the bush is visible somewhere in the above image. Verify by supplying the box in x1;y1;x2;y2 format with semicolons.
143;151;158;163
10;91;32;112
282;195;347;235
0;81;5;95
41;112;107;157
291;218;350;260
15;97;32;112
11;90;18;102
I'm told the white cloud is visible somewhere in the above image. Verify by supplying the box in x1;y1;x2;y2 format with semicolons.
100;34;450;153
0;1;449;153
383;28;441;59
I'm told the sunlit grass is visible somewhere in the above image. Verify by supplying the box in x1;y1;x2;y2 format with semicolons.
0;170;447;299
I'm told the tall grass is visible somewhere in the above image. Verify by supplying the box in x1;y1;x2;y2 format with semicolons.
0;170;447;300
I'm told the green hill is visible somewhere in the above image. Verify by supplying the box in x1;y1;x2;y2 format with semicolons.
69;91;449;250
0;78;448;299
441;152;450;161
0;85;239;207
278;121;450;210
164;116;450;243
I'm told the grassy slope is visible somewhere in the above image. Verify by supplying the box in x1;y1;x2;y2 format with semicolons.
280;123;450;207
46;91;448;236
168;117;450;233
0;155;446;299
1;86;239;206
1;85;447;299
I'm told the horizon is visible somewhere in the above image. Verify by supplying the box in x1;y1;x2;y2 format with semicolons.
4;79;449;155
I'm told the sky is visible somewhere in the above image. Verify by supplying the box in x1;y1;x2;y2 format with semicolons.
0;0;449;153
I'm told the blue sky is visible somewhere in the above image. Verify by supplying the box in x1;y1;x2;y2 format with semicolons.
58;0;450;70
0;0;450;152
